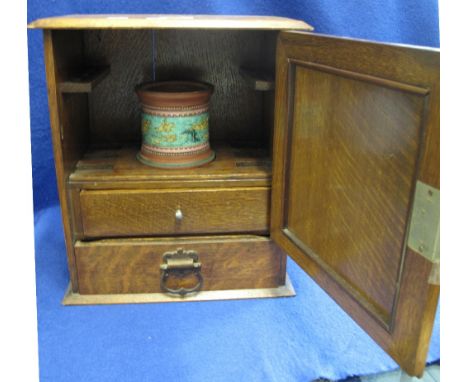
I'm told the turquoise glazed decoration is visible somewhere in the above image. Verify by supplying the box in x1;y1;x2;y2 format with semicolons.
141;113;209;148
135;81;215;168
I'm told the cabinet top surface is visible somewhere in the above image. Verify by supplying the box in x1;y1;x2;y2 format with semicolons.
28;14;313;30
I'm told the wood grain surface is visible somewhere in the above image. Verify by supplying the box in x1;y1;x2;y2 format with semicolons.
69;146;271;189
43;30;90;292
271;31;439;377
287;64;427;325
75;235;285;294
28;15;313;31
79;187;270;238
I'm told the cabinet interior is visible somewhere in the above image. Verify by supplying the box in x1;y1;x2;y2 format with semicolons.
54;29;278;186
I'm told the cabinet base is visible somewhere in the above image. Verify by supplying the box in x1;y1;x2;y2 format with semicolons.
62;274;295;306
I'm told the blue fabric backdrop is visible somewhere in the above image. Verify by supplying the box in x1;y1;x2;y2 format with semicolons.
28;1;440;381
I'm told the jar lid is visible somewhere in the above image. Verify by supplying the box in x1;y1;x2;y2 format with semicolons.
136;81;213;107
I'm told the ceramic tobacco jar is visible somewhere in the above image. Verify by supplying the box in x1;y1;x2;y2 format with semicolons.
135;81;215;168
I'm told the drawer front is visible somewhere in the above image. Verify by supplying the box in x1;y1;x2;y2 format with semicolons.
79;187;269;238
75;235;285;294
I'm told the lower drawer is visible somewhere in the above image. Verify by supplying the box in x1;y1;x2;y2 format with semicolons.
75;235;285;295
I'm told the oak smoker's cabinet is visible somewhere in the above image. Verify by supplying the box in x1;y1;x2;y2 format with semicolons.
28;15;440;377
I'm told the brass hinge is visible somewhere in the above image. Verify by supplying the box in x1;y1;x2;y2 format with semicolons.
407;181;440;285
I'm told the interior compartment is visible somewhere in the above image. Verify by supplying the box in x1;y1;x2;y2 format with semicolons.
53;29;278;182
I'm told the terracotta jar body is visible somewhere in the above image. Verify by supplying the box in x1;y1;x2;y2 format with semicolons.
136;81;215;168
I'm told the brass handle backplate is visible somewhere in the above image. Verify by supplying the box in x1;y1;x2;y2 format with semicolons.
160;248;203;296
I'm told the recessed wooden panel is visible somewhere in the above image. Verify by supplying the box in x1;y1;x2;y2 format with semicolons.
75;236;284;294
80;187;270;238
286;64;426;325
271;32;439;376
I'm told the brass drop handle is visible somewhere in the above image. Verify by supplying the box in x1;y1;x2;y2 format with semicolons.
175;208;183;221
160;248;203;296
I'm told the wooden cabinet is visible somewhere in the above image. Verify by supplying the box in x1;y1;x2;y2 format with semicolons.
28;15;439;377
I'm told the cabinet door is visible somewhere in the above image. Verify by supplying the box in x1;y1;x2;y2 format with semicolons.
271;31;439;377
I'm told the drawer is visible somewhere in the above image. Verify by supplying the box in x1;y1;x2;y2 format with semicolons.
74;235;285;294
78;187;270;238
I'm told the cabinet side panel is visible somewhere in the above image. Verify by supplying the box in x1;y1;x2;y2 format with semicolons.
43;30;89;292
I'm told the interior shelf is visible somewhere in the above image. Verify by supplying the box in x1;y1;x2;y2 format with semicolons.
240;67;275;91
59;66;110;93
69;146;272;188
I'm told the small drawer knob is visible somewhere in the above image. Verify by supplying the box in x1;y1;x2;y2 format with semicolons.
175;209;183;221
